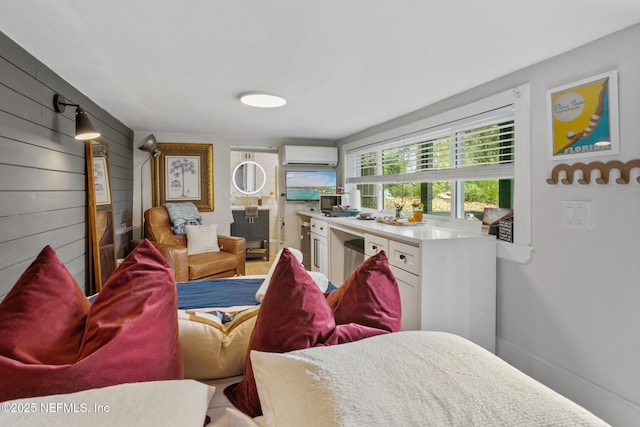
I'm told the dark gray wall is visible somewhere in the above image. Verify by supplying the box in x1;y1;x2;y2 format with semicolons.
0;31;133;298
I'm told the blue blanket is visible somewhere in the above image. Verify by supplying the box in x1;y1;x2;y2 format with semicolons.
177;278;263;309
177;277;336;310
163;202;202;235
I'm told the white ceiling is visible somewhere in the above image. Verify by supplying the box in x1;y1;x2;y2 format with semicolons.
2;1;640;141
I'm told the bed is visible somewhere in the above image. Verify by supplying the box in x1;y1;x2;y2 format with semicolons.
1;331;609;427
201;331;608;427
0;243;608;427
182;253;608;427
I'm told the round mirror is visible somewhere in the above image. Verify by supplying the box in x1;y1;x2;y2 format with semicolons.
232;161;266;195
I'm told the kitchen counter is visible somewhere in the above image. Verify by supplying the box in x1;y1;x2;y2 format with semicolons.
297;210;490;244
297;208;497;352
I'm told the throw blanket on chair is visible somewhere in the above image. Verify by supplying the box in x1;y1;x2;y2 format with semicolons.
163;202;202;235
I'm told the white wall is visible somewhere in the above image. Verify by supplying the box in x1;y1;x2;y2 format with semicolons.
338;24;640;426
496;25;640;426
133;133;334;248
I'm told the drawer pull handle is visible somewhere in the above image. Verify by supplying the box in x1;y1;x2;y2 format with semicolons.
372;245;377;250
399;254;406;261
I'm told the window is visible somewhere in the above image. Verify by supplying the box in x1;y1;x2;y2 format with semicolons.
346;110;514;216
343;85;532;262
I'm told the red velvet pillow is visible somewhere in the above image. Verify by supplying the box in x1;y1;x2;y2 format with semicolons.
326;250;402;333
77;239;184;384
0;240;183;402
225;249;391;417
225;249;336;416
0;246;90;366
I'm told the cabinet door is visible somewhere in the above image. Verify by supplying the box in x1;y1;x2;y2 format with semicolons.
311;234;319;272
311;233;328;276
231;211;250;238
390;265;420;331
253;210;269;259
317;235;328;276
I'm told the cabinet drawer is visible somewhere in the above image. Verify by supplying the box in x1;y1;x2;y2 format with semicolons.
310;218;328;238
364;233;388;257
388;240;420;275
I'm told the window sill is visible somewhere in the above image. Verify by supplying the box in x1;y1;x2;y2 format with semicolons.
497;241;532;263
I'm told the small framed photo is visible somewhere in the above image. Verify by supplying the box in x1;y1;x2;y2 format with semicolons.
547;70;619;160
152;143;214;211
92;157;111;206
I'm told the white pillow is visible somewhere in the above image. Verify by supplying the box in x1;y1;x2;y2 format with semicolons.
307;271;329;293
254;248;329;303
0;380;214;427
254;247;302;303
186;224;220;254
251;331;607;427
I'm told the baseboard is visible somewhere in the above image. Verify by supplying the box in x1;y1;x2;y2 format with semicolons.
496;336;640;427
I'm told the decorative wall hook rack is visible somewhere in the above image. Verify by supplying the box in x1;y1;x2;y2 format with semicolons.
546;159;640;185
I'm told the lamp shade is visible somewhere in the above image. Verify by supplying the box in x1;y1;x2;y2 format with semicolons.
138;134;160;157
53;94;101;140
75;107;101;140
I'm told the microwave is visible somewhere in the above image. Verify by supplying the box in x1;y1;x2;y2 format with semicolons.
320;194;343;213
320;194;360;217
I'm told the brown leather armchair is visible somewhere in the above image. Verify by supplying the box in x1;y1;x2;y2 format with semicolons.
143;207;246;282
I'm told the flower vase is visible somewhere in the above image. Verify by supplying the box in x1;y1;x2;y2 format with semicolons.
395;207;403;219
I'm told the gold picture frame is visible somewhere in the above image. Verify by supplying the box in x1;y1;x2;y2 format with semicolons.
152;143;214;211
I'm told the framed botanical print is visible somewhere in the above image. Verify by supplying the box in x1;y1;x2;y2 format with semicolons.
152;143;214;211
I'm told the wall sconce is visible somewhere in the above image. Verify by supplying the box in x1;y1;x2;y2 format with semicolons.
53;94;101;140
138;134;161;237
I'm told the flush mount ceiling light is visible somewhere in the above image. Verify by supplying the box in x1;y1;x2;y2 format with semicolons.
240;92;287;108
53;94;101;140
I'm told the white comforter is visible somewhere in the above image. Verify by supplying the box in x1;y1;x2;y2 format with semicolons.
249;331;609;426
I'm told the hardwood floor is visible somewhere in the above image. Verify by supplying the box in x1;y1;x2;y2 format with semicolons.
244;258;273;275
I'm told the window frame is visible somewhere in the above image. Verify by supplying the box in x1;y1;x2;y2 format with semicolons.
342;85;532;263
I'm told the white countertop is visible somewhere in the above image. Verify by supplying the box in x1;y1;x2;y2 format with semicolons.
297;210;491;244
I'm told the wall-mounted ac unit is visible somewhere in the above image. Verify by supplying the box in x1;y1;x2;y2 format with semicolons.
280;145;338;167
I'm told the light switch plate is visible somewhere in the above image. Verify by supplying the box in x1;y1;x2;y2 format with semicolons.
561;201;591;228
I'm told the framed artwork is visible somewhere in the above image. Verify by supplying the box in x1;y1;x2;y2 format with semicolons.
547;70;619;160
152;143;214;211
92;157;111;205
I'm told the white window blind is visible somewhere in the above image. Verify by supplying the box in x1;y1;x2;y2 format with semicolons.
346;106;515;184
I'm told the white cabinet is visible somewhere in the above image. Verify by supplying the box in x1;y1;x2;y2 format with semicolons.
390;265;420;331
300;211;497;353
310;218;329;276
365;233;420;332
388;240;420;276
364;233;388;257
